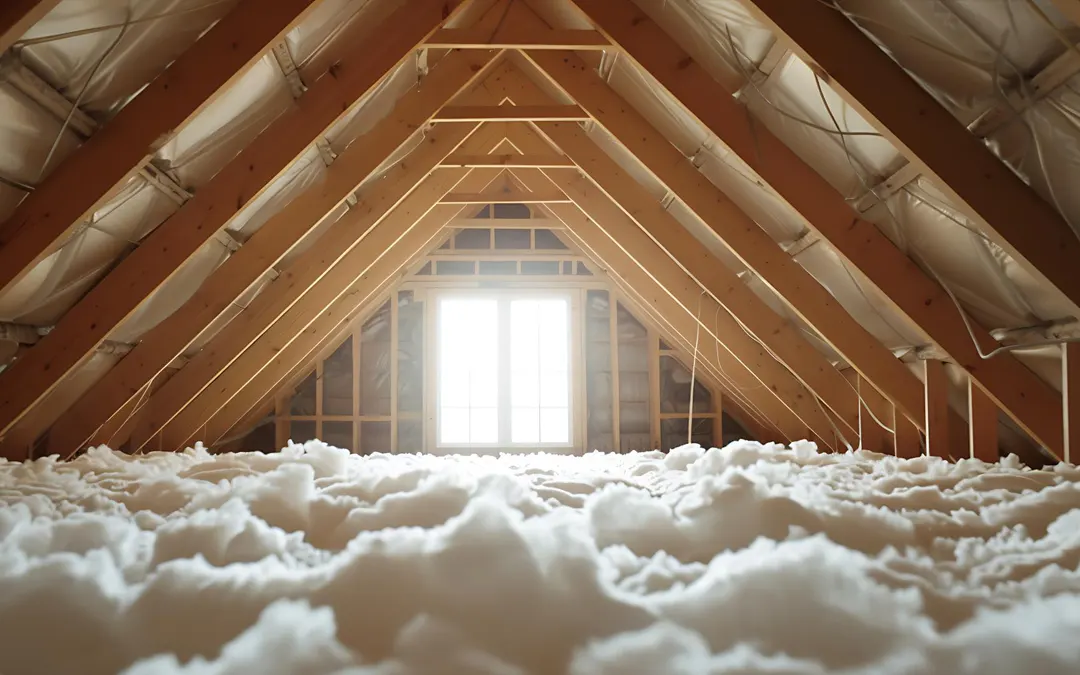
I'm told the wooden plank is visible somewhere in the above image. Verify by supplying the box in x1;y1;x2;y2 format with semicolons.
434;105;589;121
648;329;661;449
924;359;951;459
1065;343;1080;464
0;0;330;295
609;296;621;451
559;0;1066;458
968;380;999;462
531;117;861;442
41;48;498;460
736;0;1080;315
440;189;571;203
128;128;498;452
446;217;563;228
427;27;610;50
0;0;61;54
712;389;724;448
440;154;574;168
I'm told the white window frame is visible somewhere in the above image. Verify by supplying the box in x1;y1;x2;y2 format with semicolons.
430;288;577;451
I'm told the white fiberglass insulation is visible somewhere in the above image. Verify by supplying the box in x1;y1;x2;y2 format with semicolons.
4;441;1080;673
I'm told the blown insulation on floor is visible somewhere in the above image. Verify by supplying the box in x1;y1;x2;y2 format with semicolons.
3;440;1080;674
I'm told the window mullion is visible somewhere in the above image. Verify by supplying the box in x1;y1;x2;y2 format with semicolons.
498;295;513;445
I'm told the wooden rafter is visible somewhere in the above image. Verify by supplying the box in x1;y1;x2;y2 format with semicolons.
0;1;61;54
131;127;510;451
127;127;505;452
0;0;331;294
735;0;1080;315
562;0;1063;459
164;165;515;451
440;189;571;203
40;47;501;460
556;211;791;443
433;104;588;121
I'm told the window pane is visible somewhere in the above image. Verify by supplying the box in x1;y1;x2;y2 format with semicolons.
440;365;469;404
470;367;498;408
540;407;570;444
471;407;498;443
511;407;540;444
510;368;539;407
539;370;568;407
441;408;470;444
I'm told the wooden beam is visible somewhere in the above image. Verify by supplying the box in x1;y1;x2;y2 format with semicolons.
128;128;501;453
433;104;589;121
558;0;1066;459
440;154;574;168
1065;342;1080;464
857;375;890;455
734;0;1080;315
41;48;499;460
440;189;571;204
0;1;61;54
968;380;1000;462
532;119;860;442
0;0;332;295
446;217;562;228
924;359;950;459
426;27;610;50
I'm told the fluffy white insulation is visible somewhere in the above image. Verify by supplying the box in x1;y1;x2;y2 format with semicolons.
3;441;1080;674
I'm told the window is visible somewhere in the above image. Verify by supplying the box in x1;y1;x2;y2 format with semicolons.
436;292;573;448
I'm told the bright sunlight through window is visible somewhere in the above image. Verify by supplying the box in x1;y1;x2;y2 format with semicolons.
437;293;571;447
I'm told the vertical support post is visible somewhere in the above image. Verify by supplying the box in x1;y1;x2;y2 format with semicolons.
390;292;400;453
924;359;950;458
1064;342;1079;464
857;375;889;454
648;328;661;450
274;389;289;449
893;404;922;458
968;379;999;462
315;360;324;441
712;388;724;449
572;289;586;453
609;296;621;452
352;325;361;454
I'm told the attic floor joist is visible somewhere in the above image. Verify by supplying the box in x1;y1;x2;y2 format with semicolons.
560;0;1066;459
39;39;505;459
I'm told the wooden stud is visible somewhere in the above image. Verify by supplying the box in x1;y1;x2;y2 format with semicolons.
856;375;890;454
968;380;1000;462
314;360;325;441
609;295;622;452
427;27;610;50
39;48;501;460
648;328;661;449
0;1;62;54
561;0;1065;459
0;0;337;294
712;389;724;448
390;291;400;453
893;405;922;459
440;154;574;168
735;0;1080;315
1065;342;1080;464
924;360;950;459
433;105;589;122
352;325;362;453
274;390;290;449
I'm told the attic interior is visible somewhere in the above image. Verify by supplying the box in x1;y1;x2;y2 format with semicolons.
3;0;1080;671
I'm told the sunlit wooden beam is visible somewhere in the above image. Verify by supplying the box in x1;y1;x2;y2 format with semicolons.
426;27;610;50
440;189;571;203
